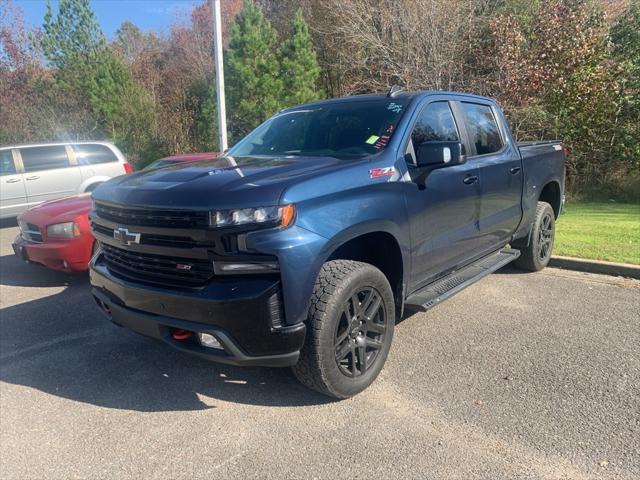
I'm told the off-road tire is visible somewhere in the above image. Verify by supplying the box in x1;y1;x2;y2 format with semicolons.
292;260;395;399
514;201;555;272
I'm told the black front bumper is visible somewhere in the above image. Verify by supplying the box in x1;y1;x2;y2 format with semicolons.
90;255;305;367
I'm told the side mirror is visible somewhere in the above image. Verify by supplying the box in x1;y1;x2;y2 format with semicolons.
416;141;464;168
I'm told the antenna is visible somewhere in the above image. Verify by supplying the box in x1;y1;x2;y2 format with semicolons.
387;85;403;98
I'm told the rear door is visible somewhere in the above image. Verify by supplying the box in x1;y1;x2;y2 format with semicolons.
18;145;82;206
458;101;523;252
0;149;28;218
72;143;123;181
403;100;482;290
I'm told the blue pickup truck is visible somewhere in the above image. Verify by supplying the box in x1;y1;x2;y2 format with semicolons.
89;89;565;398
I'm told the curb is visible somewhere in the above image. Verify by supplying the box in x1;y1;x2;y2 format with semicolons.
550;256;640;279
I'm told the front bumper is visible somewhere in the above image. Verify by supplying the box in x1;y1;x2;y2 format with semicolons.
12;235;90;272
90;254;306;367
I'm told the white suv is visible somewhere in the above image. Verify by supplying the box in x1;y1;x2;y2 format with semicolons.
0;141;132;219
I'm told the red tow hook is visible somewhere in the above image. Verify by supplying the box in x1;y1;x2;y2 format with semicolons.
172;329;193;341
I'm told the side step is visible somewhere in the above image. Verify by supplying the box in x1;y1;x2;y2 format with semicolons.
405;248;520;311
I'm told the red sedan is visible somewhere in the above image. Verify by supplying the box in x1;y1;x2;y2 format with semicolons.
12;194;95;272
12;152;219;273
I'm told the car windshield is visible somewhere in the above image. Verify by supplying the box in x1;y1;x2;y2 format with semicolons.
228;98;411;160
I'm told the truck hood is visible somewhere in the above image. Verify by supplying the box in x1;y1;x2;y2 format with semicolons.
92;155;352;209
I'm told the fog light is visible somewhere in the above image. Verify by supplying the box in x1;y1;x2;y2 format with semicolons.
198;333;222;349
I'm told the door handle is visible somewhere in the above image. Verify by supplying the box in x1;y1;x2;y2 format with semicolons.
25;175;40;181
510;167;522;174
5;178;21;183
463;175;479;185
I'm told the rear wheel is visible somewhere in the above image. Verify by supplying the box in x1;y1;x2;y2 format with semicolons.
292;260;395;399
514;201;555;272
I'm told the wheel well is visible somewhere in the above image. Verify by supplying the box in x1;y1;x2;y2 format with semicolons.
328;232;403;311
539;181;561;218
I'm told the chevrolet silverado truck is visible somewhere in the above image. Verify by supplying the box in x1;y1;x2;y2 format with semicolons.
89;89;565;399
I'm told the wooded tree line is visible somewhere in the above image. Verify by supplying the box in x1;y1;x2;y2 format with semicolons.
1;0;638;199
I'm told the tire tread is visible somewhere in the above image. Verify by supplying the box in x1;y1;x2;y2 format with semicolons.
514;201;554;272
292;260;379;398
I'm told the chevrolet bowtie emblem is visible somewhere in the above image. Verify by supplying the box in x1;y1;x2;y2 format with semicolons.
113;227;141;246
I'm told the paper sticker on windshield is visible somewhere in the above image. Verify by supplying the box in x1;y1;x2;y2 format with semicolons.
369;166;396;178
366;135;380;145
387;102;403;113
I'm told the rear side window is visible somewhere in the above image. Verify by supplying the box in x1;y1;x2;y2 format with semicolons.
73;144;118;165
0;150;16;175
460;103;503;155
20;146;71;172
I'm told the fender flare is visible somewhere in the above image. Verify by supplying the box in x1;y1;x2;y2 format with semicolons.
315;219;411;295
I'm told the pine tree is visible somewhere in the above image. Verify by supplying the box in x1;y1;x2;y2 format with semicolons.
278;9;322;106
226;0;283;140
40;0;155;166
41;0;106;92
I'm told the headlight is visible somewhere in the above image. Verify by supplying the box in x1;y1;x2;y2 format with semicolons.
46;222;81;238
209;205;295;228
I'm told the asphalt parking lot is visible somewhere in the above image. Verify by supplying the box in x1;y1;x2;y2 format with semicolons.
0;220;638;480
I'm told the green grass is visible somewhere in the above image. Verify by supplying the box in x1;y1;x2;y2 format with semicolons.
554;202;640;265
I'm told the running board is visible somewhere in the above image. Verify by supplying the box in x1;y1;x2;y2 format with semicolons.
405;248;521;311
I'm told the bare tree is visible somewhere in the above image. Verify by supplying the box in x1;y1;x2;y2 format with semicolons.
301;0;496;96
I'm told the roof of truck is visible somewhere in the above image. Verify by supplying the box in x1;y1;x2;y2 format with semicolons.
282;90;497;112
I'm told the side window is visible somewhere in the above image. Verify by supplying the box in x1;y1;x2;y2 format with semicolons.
460;103;503;155
73;144;118;165
406;102;459;163
20;146;71;172
0;150;16;175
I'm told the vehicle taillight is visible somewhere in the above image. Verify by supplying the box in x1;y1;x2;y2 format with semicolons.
123;163;134;174
562;147;569;158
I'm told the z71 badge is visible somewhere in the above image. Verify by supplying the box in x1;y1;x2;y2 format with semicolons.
369;166;396;179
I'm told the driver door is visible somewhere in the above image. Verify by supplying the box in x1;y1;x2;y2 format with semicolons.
403;101;482;291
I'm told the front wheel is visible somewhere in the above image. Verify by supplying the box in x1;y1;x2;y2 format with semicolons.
514;201;556;272
292;260;395;399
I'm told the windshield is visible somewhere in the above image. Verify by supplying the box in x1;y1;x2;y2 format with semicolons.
228;98;410;159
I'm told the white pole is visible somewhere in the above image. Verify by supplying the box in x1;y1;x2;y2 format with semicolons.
212;0;228;152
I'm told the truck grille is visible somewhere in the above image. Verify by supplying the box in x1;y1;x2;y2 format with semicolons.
94;202;209;229
92;223;198;249
101;244;214;287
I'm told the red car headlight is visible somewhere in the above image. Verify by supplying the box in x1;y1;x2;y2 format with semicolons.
46;222;81;238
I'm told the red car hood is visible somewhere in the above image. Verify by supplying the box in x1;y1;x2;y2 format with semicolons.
19;194;92;225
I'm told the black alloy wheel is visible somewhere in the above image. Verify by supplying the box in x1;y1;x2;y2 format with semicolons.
514;201;555;272
334;287;387;377
538;211;554;262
